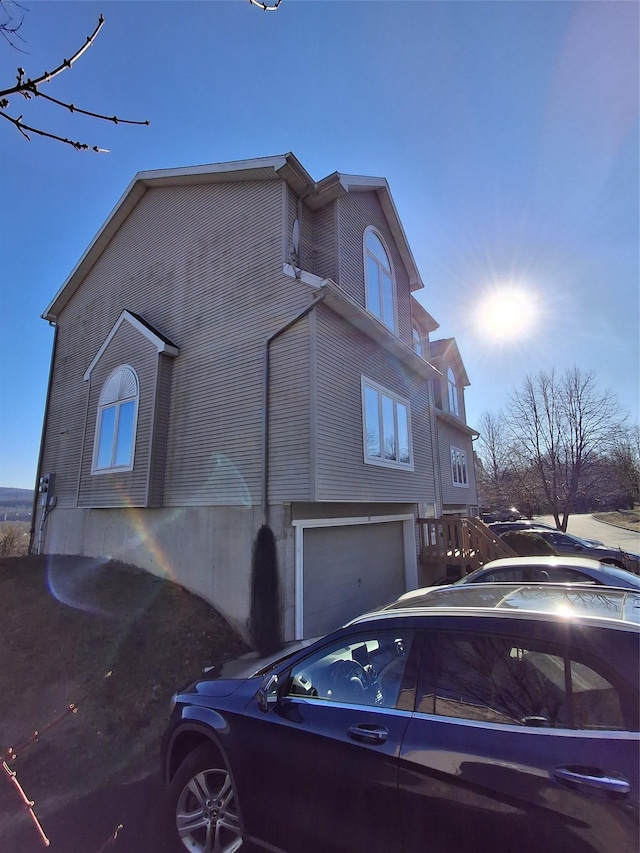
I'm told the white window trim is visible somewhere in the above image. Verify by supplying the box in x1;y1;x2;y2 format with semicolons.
361;376;414;471
91;365;139;475
450;445;468;488
363;226;398;333
412;324;423;357
447;367;459;416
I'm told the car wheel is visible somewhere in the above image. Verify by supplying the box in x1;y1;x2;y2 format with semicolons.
508;515;516;522
166;743;243;853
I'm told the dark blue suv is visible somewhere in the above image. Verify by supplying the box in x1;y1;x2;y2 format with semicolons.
160;584;639;853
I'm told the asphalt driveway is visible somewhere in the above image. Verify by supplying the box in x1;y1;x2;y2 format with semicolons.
534;513;640;554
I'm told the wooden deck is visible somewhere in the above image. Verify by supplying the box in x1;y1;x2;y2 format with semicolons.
416;516;516;585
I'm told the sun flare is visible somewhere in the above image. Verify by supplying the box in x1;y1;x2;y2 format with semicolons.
475;287;538;342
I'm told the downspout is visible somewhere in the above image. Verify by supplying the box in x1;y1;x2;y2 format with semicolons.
261;289;326;525
29;320;58;553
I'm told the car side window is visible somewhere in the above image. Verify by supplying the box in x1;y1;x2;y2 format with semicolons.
418;632;628;730
481;567;524;583
287;631;415;709
546;567;598;584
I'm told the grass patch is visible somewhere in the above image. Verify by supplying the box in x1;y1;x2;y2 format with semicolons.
592;510;640;533
0;555;248;840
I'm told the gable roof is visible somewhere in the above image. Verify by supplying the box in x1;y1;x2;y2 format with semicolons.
411;297;440;334
83;310;179;380
430;337;470;386
42;153;423;322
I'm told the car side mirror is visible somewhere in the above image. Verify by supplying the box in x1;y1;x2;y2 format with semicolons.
573;544;583;551
257;673;280;713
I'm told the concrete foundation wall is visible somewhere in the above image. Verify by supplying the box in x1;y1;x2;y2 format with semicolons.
40;504;296;641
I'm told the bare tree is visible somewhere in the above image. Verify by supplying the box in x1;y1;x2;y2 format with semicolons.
609;423;640;508
476;411;510;507
0;522;28;557
506;368;624;530
0;12;148;151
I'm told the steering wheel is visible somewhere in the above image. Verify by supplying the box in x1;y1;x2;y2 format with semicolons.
328;659;368;702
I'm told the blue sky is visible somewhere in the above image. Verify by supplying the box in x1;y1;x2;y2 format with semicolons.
1;0;638;490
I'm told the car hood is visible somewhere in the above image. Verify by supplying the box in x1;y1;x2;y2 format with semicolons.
200;639;317;682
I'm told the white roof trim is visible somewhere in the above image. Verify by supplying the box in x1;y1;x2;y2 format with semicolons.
83;310;179;380
131;154;289;184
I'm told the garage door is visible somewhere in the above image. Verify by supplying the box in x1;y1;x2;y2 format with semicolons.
302;521;405;637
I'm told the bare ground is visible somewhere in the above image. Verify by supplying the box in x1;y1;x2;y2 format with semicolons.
0;555;248;852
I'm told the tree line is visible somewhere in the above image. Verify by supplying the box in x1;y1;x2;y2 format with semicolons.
475;367;639;530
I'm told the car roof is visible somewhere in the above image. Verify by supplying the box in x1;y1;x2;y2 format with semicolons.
481;555;606;571
353;583;640;628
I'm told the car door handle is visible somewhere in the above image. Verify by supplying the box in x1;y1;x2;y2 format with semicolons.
553;767;631;795
347;724;389;744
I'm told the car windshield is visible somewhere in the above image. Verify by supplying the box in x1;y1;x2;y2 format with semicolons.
600;566;640;589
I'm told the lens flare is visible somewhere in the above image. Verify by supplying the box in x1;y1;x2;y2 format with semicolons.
475;287;539;342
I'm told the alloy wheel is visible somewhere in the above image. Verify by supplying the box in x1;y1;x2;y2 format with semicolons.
175;767;242;853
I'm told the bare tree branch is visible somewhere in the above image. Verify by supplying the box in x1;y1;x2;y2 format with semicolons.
0;0;27;51
0;108;109;150
0;13;149;151
248;0;283;10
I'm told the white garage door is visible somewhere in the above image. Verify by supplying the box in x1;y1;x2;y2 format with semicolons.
302;521;405;637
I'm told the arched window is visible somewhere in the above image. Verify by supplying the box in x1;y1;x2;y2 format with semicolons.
412;324;423;357
364;228;396;332
447;368;459;416
93;366;139;472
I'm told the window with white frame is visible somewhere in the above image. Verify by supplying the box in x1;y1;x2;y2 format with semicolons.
364;228;396;332
92;366;139;473
362;377;412;469
447;367;459;416
451;446;468;487
412;324;423;357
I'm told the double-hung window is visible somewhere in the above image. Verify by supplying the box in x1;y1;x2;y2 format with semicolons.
92;366;139;473
364;228;396;332
362;377;413;469
451;446;468;486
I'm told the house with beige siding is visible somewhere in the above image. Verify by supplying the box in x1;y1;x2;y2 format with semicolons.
34;153;478;641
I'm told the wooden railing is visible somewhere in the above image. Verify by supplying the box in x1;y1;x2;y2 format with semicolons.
416;516;516;585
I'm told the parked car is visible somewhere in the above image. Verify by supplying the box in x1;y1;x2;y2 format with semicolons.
481;506;523;522
453;555;640;589
160;584;639;853
504;528;640;574
486;520;604;547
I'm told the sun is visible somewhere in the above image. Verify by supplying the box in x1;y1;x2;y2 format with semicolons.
475;286;538;342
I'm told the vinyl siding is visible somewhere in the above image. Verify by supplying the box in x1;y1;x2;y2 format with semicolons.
268;316;312;502
312;202;337;281
437;419;477;506
314;303;436;503
336;191;412;346
45;179;316;510
286;187;314;273
148;354;173;506
78;321;158;507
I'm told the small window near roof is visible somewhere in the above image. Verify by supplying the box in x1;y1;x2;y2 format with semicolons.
92;366;139;473
412;325;423;357
364;228;396;332
447;368;459;416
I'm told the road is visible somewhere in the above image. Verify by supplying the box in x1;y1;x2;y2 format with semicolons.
534;513;640;554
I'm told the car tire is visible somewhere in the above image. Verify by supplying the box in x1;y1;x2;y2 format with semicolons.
163;742;244;853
